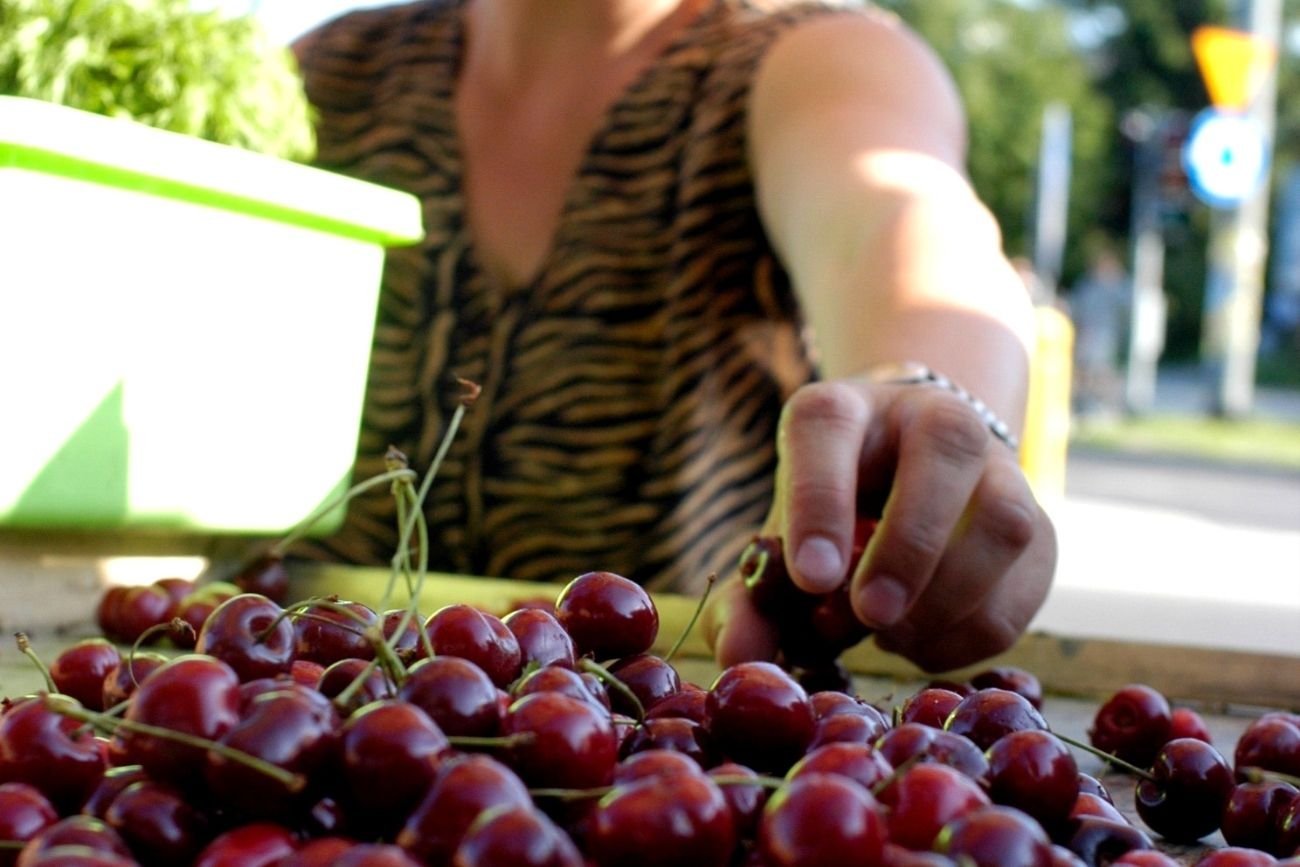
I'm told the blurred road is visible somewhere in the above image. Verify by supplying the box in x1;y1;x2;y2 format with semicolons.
1033;370;1300;658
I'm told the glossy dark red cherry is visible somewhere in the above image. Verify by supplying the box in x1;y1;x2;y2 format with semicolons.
452;802;584;867
588;772;735;867
1063;816;1155;866
502;607;578;670
704;661;814;774
1134;737;1235;844
0;782;58;862
1220;780;1299;855
878;761;990;851
554;571;659;661
900;688;966;729
0;696;106;813
943;688;1049;751
502;691;619;790
294;599;380;667
100;652;167;711
396;753;533;866
339;699;450;834
1235;713;1300;781
192;821;299;867
936;804;1055;867
875;722;989;782
970;667;1044;710
606;653;681;718
195;593;296;682
119;655;242;789
232;553;291;604
984;729;1080;834
758;772;887;867
48;640;121;713
1089;684;1173;768
399;655;502;738
422;604;523;688
103;778;212;866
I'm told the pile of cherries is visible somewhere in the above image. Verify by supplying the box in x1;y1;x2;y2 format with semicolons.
2;562;1299;867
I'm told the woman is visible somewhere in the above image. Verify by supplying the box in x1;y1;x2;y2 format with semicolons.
291;0;1057;674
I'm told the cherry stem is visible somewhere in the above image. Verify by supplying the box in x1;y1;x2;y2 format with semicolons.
579;658;645;723
1053;731;1155;780
331;657;388;710
269;467;419;558
1238;766;1300;788
14;632;57;694
131;619;190;659
528;772;786;803
664;572;717;664
0;842;24;851
43;694;306;793
446;732;534;750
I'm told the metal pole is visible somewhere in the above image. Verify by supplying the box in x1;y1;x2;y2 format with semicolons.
1201;0;1281;417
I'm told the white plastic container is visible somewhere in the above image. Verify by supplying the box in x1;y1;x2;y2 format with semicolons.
0;96;423;534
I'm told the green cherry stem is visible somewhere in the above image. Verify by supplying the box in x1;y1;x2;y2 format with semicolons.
44;694;306;793
269;467;418;558
14;633;57;694
1238;766;1300;788
1053;731;1155;781
664;572;716;664
579;658;645;723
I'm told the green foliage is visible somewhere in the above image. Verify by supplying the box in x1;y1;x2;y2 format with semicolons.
0;0;314;160
877;0;1114;278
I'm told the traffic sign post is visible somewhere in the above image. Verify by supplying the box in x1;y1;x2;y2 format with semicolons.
1182;108;1269;209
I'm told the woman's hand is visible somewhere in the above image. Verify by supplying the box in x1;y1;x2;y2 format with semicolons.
703;373;1057;674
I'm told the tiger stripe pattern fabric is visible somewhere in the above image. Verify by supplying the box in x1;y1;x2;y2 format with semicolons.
292;0;848;593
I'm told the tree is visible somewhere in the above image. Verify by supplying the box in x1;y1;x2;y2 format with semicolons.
878;0;1114;285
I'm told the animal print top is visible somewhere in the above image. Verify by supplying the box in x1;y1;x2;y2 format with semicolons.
292;0;850;593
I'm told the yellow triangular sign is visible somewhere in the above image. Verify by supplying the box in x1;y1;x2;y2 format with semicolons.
1191;25;1277;111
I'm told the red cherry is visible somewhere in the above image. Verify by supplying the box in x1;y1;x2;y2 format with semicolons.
605;653;681;718
204;687;340;819
513;665;610;713
339;699;450;835
13;815;132;867
81;766;149;821
1170;707;1212;744
936;804;1055;867
502;691;619;790
331;843;422;866
620;716;712;767
900;688;966;729
1062;816;1155;865
1113;852;1182;866
294;600;379;667
172;583;242;644
103;779;212;867
119;655;242;788
96;585;171;645
0;782;58;865
452;802;585;867
232;554;290;604
1135;737;1235;843
0;697;106;813
423;604;523;688
788;741;893;794
875;722;989;782
1088;684;1173;768
706;761;768;841
554;571;659;661
984;730;1080;834
704;661;814;774
808;706;891;750
48;641;121;713
316;658;393;714
943;687;1049;751
195;593;296;682
644;683;708;724
100;652;167;711
588;772;735;867
277;837;357;866
379;609;423;661
502;607;577;670
1068;791;1127;825
878;762;990;851
1235;713;1300;782
399;656;502;738
970;667;1044;710
615;749;701;783
396;753;533;866
759;772;887;867
1221;780;1299;855
192;822;298;867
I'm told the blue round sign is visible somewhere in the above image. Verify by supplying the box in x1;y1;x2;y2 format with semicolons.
1182;108;1270;208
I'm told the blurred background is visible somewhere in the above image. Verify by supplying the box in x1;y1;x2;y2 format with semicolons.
1;0;1296;651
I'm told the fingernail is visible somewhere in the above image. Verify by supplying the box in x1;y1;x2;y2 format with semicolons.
793;536;843;590
857;576;908;627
